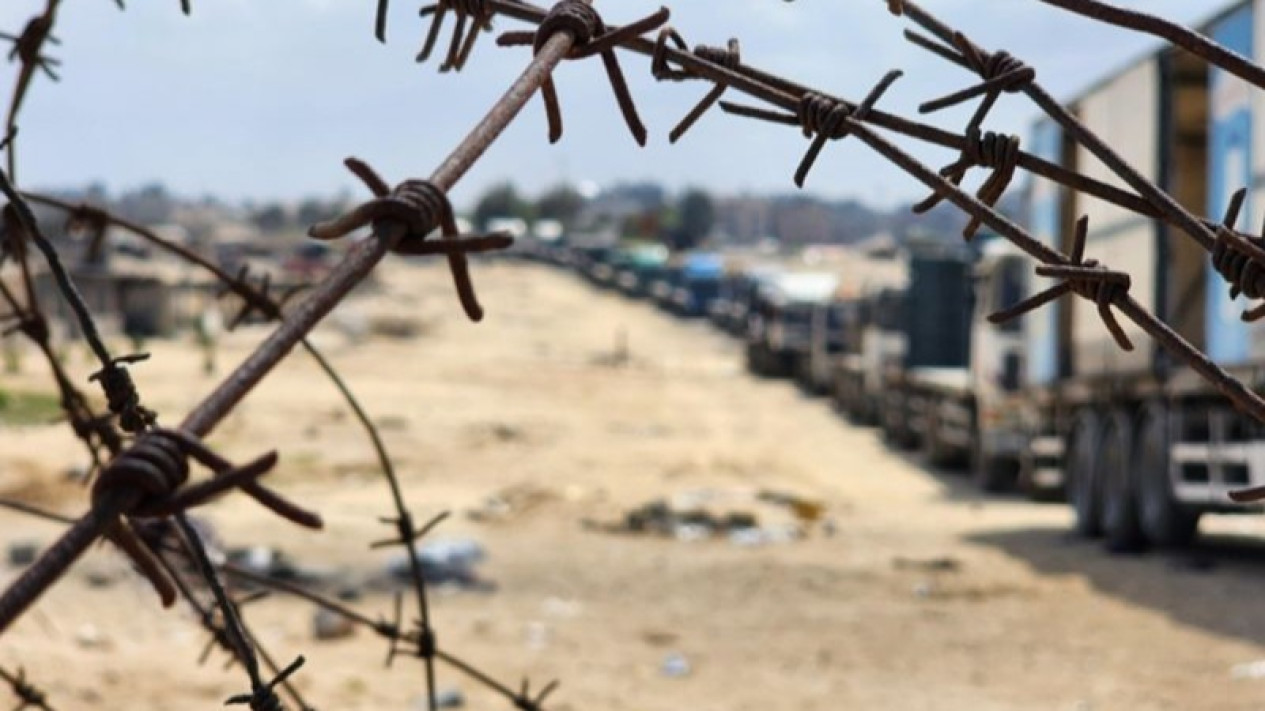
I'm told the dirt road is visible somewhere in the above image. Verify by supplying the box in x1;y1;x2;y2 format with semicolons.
4;260;1265;709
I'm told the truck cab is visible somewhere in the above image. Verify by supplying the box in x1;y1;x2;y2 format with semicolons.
745;272;839;378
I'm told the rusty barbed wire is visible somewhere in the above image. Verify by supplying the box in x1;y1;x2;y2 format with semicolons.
0;2;594;708
623;4;1265;427
1035;0;1265;91
494;1;668;145
0;667;54;711
12;0;1265;706
0;498;560;711
0;173;157;433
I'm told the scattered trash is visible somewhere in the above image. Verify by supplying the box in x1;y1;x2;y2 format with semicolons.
589;489;824;545
367;314;425;340
312;607;356;641
7;541;38;567
437;688;465;709
542;597;582;619
229;545;301;581
413;688;465;709
757;489;827;524
387;538;494;591
84;570;116;589
642;630;679;648
893;556;963;573
728;524;802;547
75;623;109;650
661;652;691;678
375;415;410;432
466;483;556;524
525;621;550;651
1232;660;1265;680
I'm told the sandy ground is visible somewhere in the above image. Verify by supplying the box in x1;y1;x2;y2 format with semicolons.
5;260;1265;710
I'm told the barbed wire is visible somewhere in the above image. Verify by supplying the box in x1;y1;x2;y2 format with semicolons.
7;0;1265;708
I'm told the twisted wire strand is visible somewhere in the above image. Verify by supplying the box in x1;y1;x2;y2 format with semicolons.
416;0;494;71
791;71;901;187
653;32;741;143
0;667;53;711
309;158;511;321
496;1;666;145
913;130;1021;240
1211;189;1265;322
989;217;1134;351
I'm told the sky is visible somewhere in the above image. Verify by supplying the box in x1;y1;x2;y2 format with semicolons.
0;0;1228;210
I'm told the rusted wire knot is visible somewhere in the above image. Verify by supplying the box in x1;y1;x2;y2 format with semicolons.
496;1;669;146
990;216;1134;351
1210;188;1265;322
2;309;47;343
375;509;448;667
62;407;122;475
911;31;1034;118
218;265;304;331
512;678;560;711
720;73;902;188
415;0;494;71
0;16;60;81
913;130;1021;240
651;28;741;143
310;157;512;322
194;590;270;667
90;429;320;607
225;656;305;711
0;667;53;711
60;203;111;262
88;353;156;433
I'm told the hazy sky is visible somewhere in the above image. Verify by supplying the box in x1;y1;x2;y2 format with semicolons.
0;0;1224;209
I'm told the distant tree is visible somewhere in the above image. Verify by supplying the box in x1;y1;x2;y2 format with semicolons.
675;188;715;250
536;184;585;225
251;203;288;233
473;182;532;229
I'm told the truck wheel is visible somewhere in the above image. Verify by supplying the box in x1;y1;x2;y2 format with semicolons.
971;439;1016;493
1100;410;1144;553
883;392;917;450
745;344;764;376
1135;405;1199;547
1067;411;1104;537
923;406;946;467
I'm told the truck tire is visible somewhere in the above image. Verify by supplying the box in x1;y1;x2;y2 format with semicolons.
1100;410;1144;553
882;390;918;450
1134;405;1199;547
1067;410;1104;537
971;437;1015;493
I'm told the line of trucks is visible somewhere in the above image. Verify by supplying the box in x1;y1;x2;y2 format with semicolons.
516;0;1265;552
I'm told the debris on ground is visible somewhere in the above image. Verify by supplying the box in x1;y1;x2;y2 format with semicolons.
312;607;356;641
757;489;827;524
413;688;465;709
385;537;495;592
661;652;691;678
466;482;556;524
1231;660;1265;680
7;540;38;567
585;487;830;545
893;556;963;573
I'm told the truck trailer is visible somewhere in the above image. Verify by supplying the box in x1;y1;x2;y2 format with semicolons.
1018;1;1265;549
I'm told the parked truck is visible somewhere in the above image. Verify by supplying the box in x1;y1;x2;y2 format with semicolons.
1014;1;1265;549
745;271;840;378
